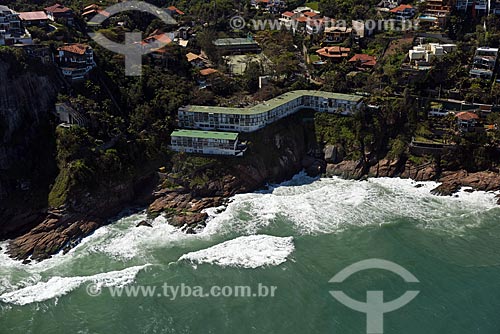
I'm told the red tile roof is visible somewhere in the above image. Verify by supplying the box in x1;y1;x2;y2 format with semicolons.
82;9;110;18
167;6;184;15
44;3;72;13
307;19;325;26
83;4;98;11
390;4;414;13
316;46;351;58
282;11;295;17
456;111;479;121
303;11;318;17
18;11;48;21
349;54;377;67
58;43;90;55
186;52;201;62
200;68;218;76
144;32;172;45
294;16;309;22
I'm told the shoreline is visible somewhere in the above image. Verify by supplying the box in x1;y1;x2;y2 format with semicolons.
4;111;500;263
5;156;500;263
326;159;500;197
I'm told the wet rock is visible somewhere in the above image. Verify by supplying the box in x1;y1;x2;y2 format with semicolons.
368;159;402;178
439;170;500;192
301;156;315;169
326;160;365;179
430;182;461;196
495;194;500;205
136;220;153;228
22;259;31;265
7;214;100;262
170;212;208;227
400;161;438;181
323;145;343;164
305;159;326;177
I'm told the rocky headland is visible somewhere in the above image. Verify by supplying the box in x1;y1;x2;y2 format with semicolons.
4;110;500;262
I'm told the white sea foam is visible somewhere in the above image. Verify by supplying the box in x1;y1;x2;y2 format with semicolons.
1;174;497;303
179;235;295;268
88;214;208;261
0;264;150;306
202;176;500;236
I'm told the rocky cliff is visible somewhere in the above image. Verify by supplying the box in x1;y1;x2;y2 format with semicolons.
7;112;322;261
7;172;159;262
0;55;62;239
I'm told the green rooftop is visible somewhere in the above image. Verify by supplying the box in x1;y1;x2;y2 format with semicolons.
171;129;239;140
213;38;259;47
182;90;363;115
431;102;444;109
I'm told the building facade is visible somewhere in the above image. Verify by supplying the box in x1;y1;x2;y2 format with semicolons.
456;111;479;132
408;43;457;68
178;90;364;133
18;11;49;27
213;38;261;54
0;5;32;46
44;3;74;25
55;103;88;127
57;43;96;80
421;0;453;27
470;47;499;79
170;130;245;156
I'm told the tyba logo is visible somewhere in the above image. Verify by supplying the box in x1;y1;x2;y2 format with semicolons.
329;259;419;334
88;1;177;76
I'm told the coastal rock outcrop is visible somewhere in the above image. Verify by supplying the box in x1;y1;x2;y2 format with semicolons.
7;212;99;261
148;114;315;227
7;173;158;261
326;158;500;197
439;170;500;192
323;144;344;164
326;160;366;179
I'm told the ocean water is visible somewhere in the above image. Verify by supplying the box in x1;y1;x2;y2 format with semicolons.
1;175;500;333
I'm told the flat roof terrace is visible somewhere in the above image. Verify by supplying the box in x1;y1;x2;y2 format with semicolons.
213;38;259;47
171;129;239;140
181;90;363;115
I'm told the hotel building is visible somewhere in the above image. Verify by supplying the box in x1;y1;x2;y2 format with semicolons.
170;130;246;156
178;90;364;133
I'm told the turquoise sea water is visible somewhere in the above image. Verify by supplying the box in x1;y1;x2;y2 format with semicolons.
1;175;500;333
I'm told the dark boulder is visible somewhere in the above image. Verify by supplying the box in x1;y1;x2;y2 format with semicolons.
136;220;153;228
430;182;460;196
